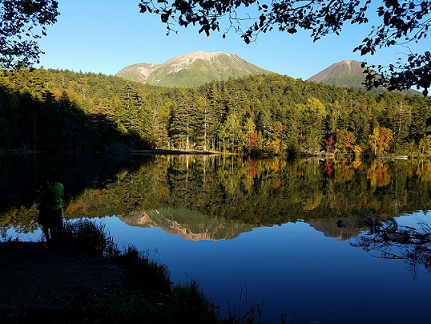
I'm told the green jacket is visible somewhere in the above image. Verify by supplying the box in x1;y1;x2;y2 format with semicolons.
37;182;64;210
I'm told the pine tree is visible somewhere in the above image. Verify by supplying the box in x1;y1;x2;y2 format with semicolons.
170;93;192;150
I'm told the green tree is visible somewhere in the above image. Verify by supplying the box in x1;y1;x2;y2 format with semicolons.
264;121;286;154
191;95;218;151
0;0;59;69
409;97;430;144
345;102;370;146
117;83;142;130
282;105;300;153
419;135;431;156
143;102;169;149
256;108;273;145
220;112;242;152
393;101;412;147
170;94;192;150
298;98;327;154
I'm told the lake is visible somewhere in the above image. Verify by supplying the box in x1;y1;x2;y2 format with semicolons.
1;154;431;324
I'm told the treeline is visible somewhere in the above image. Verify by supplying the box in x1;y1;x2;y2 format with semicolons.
0;68;431;155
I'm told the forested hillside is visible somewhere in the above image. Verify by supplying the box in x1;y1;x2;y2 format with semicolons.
0;68;430;156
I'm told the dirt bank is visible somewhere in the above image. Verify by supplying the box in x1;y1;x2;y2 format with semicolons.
0;242;124;323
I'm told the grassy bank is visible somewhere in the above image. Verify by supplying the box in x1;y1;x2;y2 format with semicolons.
1;219;268;324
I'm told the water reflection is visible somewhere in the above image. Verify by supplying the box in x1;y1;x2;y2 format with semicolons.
3;155;431;231
103;213;431;324
351;211;431;280
118;208;255;241
2;154;431;323
2;154;431;239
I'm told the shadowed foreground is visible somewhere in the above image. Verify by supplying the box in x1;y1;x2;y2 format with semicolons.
0;220;254;324
0;242;124;323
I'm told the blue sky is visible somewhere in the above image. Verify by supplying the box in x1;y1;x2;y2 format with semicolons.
36;0;427;81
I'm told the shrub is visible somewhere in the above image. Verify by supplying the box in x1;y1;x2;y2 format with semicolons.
114;246;172;294
62;219;118;255
168;279;219;324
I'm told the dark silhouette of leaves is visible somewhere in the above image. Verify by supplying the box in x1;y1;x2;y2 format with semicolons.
0;0;59;69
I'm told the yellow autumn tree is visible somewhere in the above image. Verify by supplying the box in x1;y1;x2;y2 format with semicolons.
263;121;286;154
336;129;358;154
368;127;393;156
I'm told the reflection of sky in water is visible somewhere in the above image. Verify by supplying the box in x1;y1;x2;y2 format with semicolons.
5;228;43;242
105;212;431;324
6;212;431;324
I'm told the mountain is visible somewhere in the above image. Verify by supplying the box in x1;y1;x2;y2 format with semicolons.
307;60;419;95
307;60;367;88
115;51;273;88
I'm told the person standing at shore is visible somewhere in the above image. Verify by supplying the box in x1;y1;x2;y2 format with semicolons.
36;172;64;247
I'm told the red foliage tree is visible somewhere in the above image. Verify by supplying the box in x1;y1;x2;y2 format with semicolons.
248;131;259;151
324;136;334;152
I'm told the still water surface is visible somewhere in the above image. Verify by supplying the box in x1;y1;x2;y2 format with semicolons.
11;213;430;324
108;213;431;324
2;154;431;323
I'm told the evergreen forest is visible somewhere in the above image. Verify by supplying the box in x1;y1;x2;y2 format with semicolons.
1;68;431;156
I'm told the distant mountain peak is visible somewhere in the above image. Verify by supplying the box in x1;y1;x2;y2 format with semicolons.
115;51;273;88
338;60;361;73
339;59;358;65
166;51;226;62
308;60;419;95
307;60;364;87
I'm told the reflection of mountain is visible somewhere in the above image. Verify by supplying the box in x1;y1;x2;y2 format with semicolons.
306;218;363;241
120;208;367;242
118;208;257;241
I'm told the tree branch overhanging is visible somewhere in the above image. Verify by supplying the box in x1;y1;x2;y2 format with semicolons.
139;0;430;95
0;0;59;70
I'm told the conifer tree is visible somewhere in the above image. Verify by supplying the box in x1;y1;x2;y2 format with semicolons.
170;93;192;150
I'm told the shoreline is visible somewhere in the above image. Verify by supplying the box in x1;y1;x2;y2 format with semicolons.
0;238;232;324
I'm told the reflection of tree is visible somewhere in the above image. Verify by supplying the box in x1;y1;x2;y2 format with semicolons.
351;217;431;280
323;161;333;176
5;157;431;233
416;162;431;183
367;162;391;187
303;192;322;211
333;160;357;183
341;160;355;182
247;159;257;178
